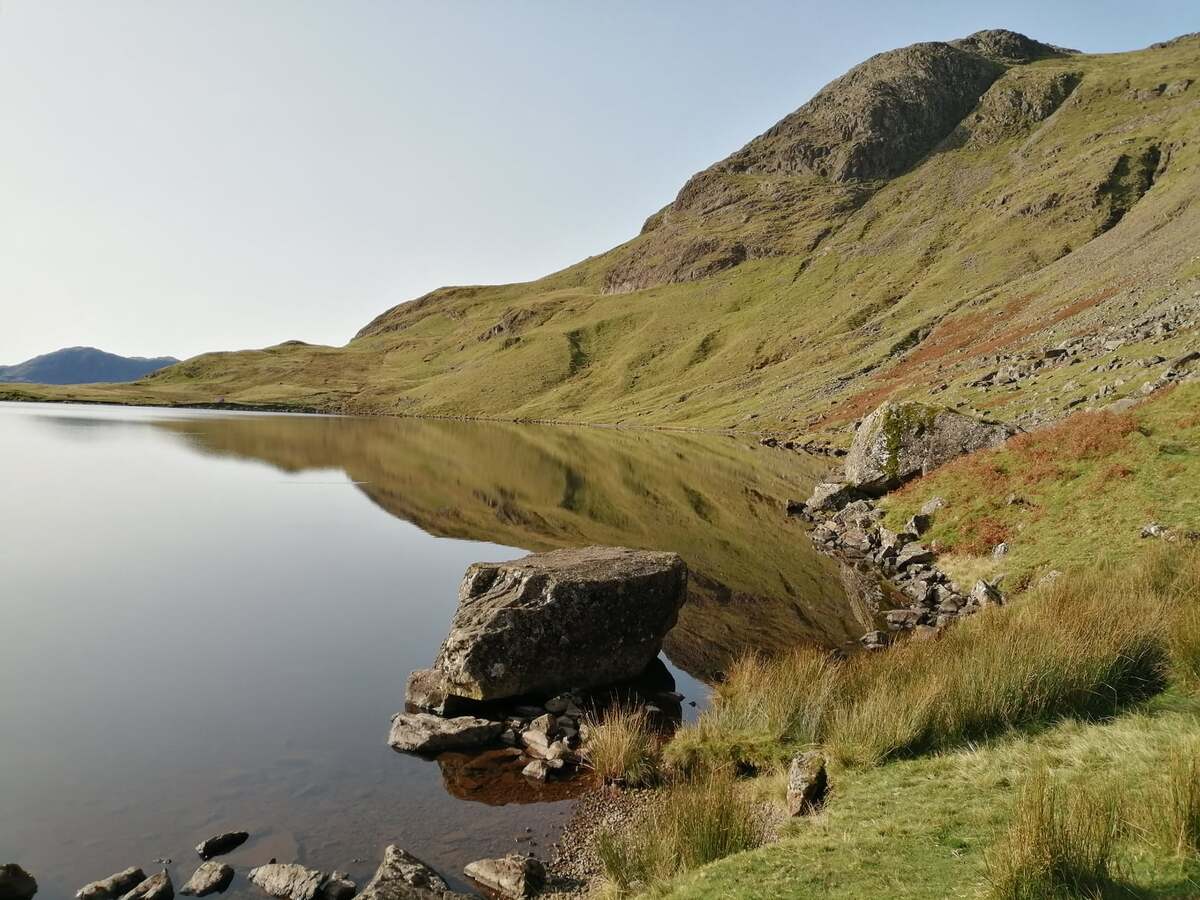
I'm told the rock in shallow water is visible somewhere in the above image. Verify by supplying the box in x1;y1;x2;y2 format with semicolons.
77;868;146;900
119;871;173;900
356;845;469;899
387;712;502;754
411;546;687;705
195;832;248;860
247;865;353;900
0;864;37;900
463;855;545;899
179;862;233;897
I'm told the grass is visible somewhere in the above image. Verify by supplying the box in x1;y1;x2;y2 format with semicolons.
584;706;660;787
882;384;1200;588
984;768;1122;900
596;771;766;896
599;546;1200;898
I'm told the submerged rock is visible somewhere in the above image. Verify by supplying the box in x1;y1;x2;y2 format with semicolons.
77;868;146;900
179;863;233;897
356;845;468;899
0;865;37;900
196;832;248;860
843;401;1014;494
413;546;687;704
119;871;173;900
247;865;353;900
387;712;502;755
463;855;545;899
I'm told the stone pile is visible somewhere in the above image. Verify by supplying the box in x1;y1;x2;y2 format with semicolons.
803;496;1002;645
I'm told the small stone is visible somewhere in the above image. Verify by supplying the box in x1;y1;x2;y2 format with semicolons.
195;832;249;860
970;580;1003;607
522;759;550;781
860;630;889;650
992;542;1009;559
0;865;37;900
543;694;572;715
905;514;932;535
179;863;233;897
786;751;828;816
77;869;146;900
896;544;935;569
919;497;946;516
464;855;545;899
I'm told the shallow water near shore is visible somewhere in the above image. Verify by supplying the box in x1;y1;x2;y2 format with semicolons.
0;402;865;898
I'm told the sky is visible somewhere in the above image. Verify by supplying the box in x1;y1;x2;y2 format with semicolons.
1;1;1196;364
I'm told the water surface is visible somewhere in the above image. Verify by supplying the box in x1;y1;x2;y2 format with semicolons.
0;403;865;898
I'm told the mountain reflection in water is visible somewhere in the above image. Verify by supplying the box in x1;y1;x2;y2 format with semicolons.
151;414;872;680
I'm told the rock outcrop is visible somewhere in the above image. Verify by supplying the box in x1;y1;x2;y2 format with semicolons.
0;865;37;900
247;865;354;900
842;401;1014;494
356;846;468;900
388;712;502;755
408;546;687;704
786;751;829;816
179;863;232;897
463;855;545;899
77;869;146;900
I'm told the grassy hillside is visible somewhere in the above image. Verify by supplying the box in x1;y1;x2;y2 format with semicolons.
9;32;1199;440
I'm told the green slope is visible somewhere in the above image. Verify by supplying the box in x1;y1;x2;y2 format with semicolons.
11;31;1200;438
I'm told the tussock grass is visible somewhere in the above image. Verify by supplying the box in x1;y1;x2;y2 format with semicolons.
665;647;839;774
1155;739;1200;857
596;770;765;896
583;706;660;787
985;768;1122;900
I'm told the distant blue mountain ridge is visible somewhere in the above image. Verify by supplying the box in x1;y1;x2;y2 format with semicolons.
0;346;178;384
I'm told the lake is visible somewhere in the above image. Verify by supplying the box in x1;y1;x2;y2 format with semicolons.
0;402;871;898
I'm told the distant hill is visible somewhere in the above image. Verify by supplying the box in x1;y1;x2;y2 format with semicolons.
0;347;178;384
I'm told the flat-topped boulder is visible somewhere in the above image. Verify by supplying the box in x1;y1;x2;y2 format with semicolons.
388;712;502;755
247;865;353;900
77;868;146;900
409;546;687;704
843;401;1014;494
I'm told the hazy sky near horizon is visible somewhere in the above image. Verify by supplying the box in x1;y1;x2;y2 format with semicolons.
2;1;1196;363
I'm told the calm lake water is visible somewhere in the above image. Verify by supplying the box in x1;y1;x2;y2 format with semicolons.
0;402;868;898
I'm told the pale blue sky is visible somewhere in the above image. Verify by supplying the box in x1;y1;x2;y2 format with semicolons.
1;1;1196;363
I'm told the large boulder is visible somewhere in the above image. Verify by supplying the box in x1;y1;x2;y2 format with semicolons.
411;546;687;704
463;855;545;898
357;846;469;899
842;401;1013;493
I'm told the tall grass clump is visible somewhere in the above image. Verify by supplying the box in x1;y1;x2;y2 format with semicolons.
596;770;765;895
583;706;659;787
1155;739;1200;857
985;768;1122;900
826;566;1169;767
664;647;841;774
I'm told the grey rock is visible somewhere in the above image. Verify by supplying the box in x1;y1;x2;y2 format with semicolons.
422;546;687;702
196;832;248;860
179;863;233;897
77;868;146;900
786;751;828;816
0;865;37;900
803;481;858;513
992;542;1009;559
357;845;467;900
463;854;549;897
843;401;1014;493
464;855;545;899
970;580;1003;607
860;630;889;650
886;609;923;629
119;871;172;900
896;544;935;569
522;758;551;781
247;865;354;900
905;513;932;535
388;712;501;755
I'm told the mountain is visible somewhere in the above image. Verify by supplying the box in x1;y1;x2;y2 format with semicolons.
10;30;1200;441
0;347;178;384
